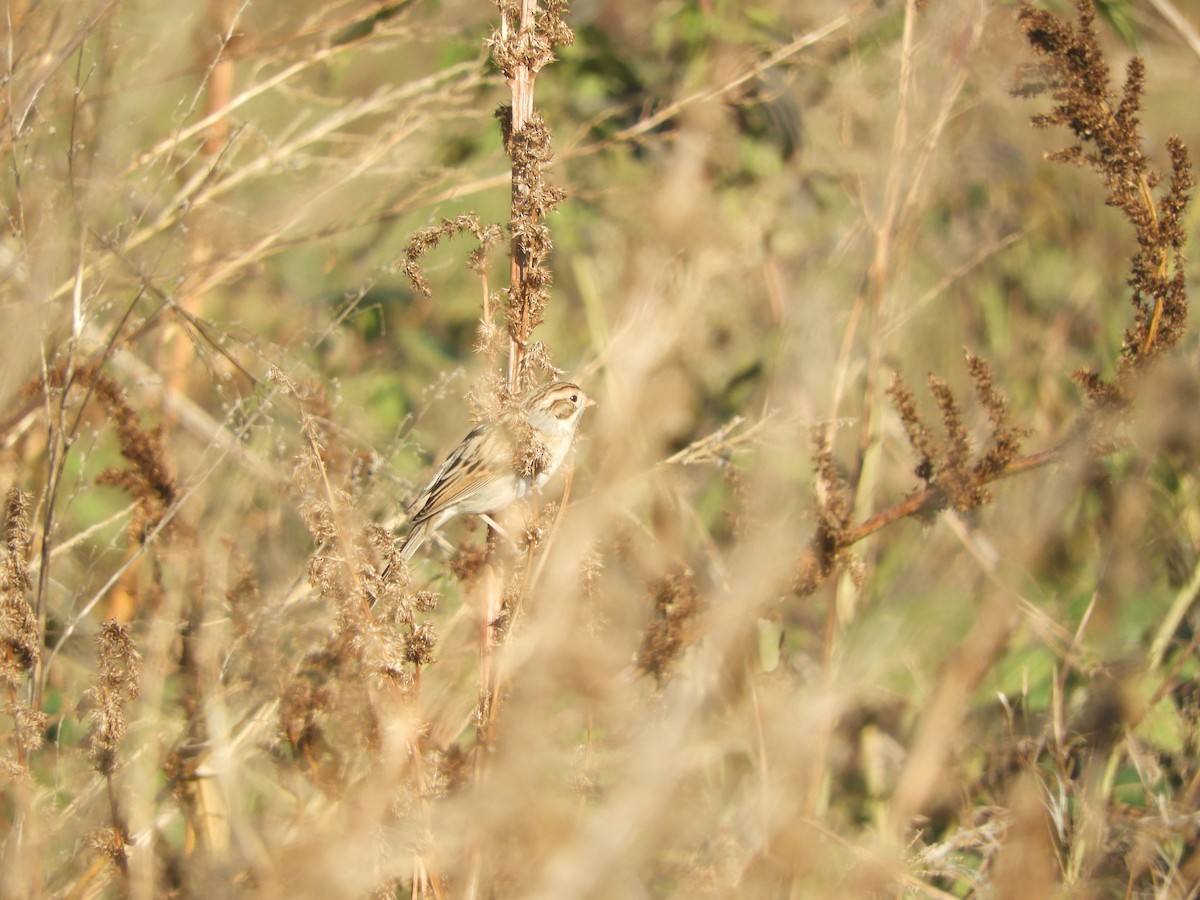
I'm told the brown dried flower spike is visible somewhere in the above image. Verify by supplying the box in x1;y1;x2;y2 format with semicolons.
1014;0;1194;398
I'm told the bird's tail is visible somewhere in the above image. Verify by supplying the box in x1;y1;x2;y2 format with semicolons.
397;519;432;561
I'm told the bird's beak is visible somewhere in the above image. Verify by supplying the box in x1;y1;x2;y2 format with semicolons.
584;396;597;409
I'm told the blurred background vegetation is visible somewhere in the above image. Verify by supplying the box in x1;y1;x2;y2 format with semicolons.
2;0;1200;896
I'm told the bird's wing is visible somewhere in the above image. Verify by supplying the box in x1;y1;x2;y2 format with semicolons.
407;425;511;525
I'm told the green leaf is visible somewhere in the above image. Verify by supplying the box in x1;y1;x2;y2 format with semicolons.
1095;0;1138;48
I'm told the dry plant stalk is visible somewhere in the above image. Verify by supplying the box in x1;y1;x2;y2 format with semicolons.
1015;0;1194;399
785;6;1194;857
4;0;1199;896
634;567;706;684
795;1;1193;604
491;0;573;390
81;620;142;879
0;490;42;779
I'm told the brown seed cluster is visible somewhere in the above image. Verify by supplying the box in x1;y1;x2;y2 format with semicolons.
82;621;142;777
1015;0;1194;399
635;568;706;683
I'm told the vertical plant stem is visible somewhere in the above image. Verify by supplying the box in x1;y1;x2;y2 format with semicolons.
859;0;917;467
504;0;540;389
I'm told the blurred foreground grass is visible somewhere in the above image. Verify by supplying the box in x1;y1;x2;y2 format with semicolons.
3;0;1200;897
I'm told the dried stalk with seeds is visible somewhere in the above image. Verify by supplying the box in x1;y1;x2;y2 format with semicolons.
796;1;1193;605
491;0;573;391
1016;0;1194;396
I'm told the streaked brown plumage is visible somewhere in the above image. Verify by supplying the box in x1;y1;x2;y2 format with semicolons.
398;382;594;559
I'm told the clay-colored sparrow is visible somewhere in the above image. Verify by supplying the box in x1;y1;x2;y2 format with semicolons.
398;381;594;560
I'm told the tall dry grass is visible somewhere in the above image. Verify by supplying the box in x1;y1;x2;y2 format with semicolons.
2;0;1200;897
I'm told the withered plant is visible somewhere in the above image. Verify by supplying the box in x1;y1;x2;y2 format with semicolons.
2;0;1199;897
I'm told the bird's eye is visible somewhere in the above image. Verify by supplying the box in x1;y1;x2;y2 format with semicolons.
570;394;578;403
